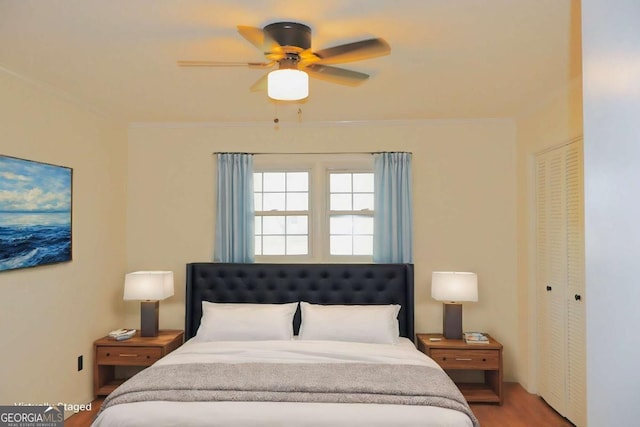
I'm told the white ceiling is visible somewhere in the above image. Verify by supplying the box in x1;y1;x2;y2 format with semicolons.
0;0;579;124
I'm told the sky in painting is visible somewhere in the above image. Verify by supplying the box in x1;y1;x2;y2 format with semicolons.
0;156;71;212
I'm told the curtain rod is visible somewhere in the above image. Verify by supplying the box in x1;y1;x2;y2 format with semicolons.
212;151;413;155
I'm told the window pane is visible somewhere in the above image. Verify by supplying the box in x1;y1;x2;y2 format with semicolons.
263;192;286;211
286;215;308;235
263;216;285;235
330;215;353;235
353;193;373;211
330;235;353;255
254;193;263;211
353;173;374;192
263;236;285;255
286;236;308;255
254;236;262;255
353;215;374;234
287;192;308;211
263;172;285;191
330;194;352;211
353;235;373;255
287;172;308;191
253;173;263;192
254;216;262;234
330;173;352;192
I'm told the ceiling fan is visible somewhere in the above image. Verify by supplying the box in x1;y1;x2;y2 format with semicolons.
177;22;391;100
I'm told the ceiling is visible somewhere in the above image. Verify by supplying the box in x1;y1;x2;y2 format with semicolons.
0;0;579;124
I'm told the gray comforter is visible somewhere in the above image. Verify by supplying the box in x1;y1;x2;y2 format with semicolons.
99;362;479;426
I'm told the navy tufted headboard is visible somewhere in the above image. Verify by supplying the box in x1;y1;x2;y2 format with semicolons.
185;263;414;341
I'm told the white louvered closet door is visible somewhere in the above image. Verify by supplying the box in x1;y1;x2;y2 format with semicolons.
536;148;568;414
564;142;586;427
535;140;586;427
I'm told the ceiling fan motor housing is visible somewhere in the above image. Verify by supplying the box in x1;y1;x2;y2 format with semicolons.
264;22;311;50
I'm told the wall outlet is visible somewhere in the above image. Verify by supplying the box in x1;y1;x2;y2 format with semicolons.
77;355;83;371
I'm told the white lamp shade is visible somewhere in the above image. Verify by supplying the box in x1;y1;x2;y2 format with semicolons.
268;69;309;101
431;271;478;302
124;271;174;301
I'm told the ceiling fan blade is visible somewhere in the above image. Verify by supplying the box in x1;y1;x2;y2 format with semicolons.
177;60;274;69
237;25;281;54
249;73;268;92
305;64;369;87
313;38;390;65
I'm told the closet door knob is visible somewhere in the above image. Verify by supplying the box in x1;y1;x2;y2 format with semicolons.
546;285;552;292
574;294;582;301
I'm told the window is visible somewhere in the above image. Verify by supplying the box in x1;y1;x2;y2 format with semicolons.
328;172;374;256
254;172;309;256
253;155;373;262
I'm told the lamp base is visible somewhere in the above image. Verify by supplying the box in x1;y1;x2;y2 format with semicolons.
140;300;159;337
443;303;463;340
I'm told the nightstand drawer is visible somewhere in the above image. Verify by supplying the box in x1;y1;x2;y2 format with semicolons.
430;348;499;369
96;346;162;365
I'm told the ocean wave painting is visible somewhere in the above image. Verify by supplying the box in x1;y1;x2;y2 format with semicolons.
0;155;72;272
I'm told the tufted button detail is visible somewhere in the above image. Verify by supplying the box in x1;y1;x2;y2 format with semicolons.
188;264;413;341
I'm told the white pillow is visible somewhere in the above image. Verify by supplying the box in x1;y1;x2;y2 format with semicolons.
298;302;401;344
195;302;298;341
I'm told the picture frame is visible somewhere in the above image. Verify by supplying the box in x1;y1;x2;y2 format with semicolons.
0;155;73;272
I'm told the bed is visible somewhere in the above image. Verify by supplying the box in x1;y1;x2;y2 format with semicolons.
92;263;479;427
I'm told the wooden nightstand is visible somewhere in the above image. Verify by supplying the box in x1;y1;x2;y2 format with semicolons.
416;333;503;404
93;329;184;396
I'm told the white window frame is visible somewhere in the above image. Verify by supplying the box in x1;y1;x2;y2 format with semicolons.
253;154;373;263
325;168;375;263
253;166;314;262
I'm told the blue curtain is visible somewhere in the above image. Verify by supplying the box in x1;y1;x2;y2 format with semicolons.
214;153;254;262
373;152;413;263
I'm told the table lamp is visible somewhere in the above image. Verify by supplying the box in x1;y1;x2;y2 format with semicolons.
124;271;174;337
431;271;478;339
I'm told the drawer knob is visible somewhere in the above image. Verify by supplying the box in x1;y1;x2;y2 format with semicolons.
106;352;110;357
482;358;487;362
442;357;447;361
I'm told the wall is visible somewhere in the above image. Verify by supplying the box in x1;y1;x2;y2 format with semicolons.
582;1;640;425
513;0;583;391
126;119;520;379
0;70;128;414
514;75;583;391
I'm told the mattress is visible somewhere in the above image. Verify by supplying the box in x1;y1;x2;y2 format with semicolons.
92;338;475;427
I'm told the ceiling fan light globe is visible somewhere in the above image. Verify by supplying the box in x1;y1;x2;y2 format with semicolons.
268;69;309;101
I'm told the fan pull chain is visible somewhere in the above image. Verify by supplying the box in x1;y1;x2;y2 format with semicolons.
273;105;280;130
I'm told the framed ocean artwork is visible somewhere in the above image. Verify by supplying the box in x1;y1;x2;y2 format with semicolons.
0;155;72;272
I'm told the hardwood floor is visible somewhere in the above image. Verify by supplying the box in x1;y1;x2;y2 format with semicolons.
470;383;574;426
65;383;572;426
